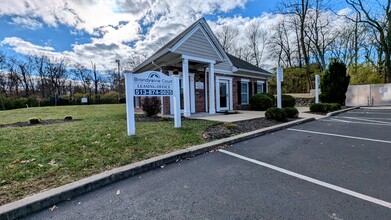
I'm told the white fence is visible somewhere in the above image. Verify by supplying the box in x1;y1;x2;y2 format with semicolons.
345;83;391;106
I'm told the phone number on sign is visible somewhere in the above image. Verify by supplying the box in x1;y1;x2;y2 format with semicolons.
134;89;173;96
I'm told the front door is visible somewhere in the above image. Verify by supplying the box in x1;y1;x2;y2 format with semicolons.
218;80;229;111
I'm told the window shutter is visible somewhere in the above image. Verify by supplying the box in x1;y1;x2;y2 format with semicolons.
248;82;252;97
237;81;241;104
263;82;267;93
254;82;258;94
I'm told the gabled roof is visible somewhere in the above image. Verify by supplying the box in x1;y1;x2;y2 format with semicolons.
227;54;272;76
133;17;228;72
132;17;272;78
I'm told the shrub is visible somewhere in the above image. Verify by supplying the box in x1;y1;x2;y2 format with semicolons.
264;93;276;106
310;103;328;113
265;107;287;122
284;107;299;118
141;97;161;117
64;115;73;121
310;103;341;113
250;94;274;111
320;59;350;105
29;117;41;125
281;95;296;107
101;92;120;104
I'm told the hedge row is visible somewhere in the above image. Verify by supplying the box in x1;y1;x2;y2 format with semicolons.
309;103;341;113
0;92;123;110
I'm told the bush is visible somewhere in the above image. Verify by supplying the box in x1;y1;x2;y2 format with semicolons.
320;59;350;105
29;117;41;125
101;92;120;104
327;103;341;111
310;103;341;113
250;94;274;111
281;95;296;107
264;93;276;106
64;115;73;121
310;103;328;113
265;107;287;122
284;107;299;118
141;97;161;117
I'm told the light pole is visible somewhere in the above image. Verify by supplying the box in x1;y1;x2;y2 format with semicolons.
115;59;121;100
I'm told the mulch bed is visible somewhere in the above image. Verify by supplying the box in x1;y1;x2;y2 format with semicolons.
202;118;295;141
0;119;81;129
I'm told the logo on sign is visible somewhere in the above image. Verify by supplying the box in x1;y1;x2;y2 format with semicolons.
148;72;160;79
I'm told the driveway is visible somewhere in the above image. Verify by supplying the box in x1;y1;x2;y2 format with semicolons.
24;108;391;219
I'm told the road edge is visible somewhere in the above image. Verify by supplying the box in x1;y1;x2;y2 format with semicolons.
326;106;360;117
0;117;315;220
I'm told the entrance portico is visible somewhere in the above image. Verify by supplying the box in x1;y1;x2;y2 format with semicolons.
129;17;273;117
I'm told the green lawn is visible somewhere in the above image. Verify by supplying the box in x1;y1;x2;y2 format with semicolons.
0;104;216;205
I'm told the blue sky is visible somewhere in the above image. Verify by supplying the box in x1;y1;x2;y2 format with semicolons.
0;0;349;70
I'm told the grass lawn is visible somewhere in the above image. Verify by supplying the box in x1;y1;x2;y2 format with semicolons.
0;104;217;205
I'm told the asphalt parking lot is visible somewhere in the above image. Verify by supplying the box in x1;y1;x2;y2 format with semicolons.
25;108;391;219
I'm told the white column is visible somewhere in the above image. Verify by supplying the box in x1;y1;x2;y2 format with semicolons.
124;73;135;136
190;74;195;113
173;75;181;128
205;69;208;112
209;63;216;114
182;58;191;117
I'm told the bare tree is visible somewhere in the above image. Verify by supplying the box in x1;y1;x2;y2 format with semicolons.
306;1;340;70
245;21;268;67
215;25;239;53
281;0;313;92
345;0;391;82
72;63;91;94
269;18;294;67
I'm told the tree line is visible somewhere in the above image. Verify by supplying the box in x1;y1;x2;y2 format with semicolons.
214;0;390;92
0;52;124;106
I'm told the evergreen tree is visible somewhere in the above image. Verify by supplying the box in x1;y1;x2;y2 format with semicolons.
320;59;350;105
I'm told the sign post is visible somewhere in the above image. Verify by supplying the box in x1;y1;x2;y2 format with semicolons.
315;74;320;104
276;67;283;108
124;71;181;136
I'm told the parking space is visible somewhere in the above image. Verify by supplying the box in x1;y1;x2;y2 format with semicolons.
25;108;391;219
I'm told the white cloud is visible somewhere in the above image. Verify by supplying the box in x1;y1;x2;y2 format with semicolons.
0;0;254;70
1;37;54;53
10;17;43;30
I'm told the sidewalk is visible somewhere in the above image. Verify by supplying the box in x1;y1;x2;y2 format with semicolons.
189;107;325;122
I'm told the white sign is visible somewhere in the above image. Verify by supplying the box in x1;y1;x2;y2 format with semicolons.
277;67;284;82
125;71;181;136
81;97;88;103
379;87;388;94
315;75;320;104
196;81;204;90
133;71;174;96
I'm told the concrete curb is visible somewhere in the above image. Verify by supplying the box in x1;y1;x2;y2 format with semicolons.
326;106;360;117
0;117;315;220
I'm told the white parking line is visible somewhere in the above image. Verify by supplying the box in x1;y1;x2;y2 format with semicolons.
338;116;391;125
219;149;391;209
345;112;391;115
287;128;391;144
321;119;391;127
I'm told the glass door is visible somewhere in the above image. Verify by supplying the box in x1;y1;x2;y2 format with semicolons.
219;80;229;110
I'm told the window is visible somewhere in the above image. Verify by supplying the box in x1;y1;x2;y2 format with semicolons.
241;81;249;104
257;81;264;94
